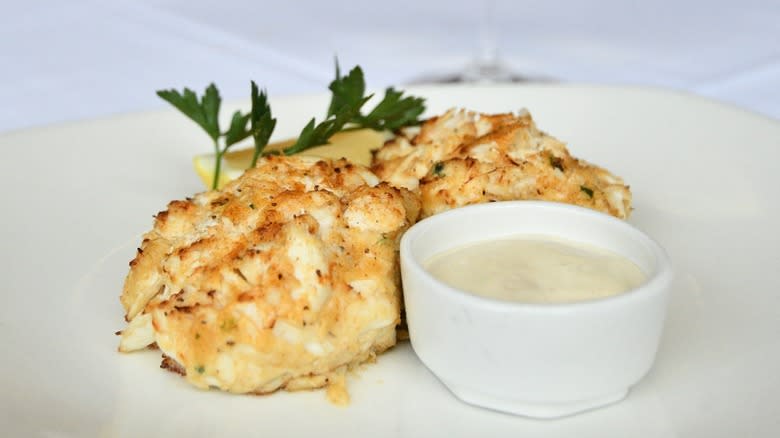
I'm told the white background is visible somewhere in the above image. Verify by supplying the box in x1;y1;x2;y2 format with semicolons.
2;2;780;435
2;0;779;133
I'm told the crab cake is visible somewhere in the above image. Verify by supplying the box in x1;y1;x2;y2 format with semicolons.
118;156;420;396
372;109;631;219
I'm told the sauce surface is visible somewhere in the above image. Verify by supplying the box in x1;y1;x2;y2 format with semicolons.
424;236;645;303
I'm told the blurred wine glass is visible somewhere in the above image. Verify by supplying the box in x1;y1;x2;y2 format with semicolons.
412;0;532;83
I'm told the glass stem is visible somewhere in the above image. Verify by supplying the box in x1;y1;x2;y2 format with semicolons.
477;0;499;68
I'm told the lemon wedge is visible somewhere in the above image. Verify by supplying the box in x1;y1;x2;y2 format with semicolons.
193;129;388;189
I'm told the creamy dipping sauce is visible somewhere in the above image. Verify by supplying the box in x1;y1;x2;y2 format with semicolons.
424;236;646;303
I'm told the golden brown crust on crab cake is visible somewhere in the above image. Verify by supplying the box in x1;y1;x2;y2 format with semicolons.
118;156;420;395
372;108;631;219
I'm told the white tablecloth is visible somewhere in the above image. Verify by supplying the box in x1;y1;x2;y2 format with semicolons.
2;0;778;133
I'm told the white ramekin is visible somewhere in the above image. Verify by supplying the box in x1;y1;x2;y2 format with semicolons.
400;201;673;419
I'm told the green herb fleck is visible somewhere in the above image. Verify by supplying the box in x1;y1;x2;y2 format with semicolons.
376;233;391;245
580;185;594;198
195;365;205;374
432;162;445;177
220;318;237;332
549;155;564;171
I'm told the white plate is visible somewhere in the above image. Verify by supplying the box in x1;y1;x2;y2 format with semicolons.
1;85;778;437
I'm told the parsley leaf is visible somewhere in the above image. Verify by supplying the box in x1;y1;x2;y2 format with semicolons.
284;96;371;155
158;84;230;188
223;111;251;147
157;84;221;142
359;87;426;131
327;64;367;117
325;62;426;133
249;81;276;168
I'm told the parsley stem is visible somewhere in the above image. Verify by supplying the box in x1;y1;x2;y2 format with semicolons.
250;144;264;169
212;139;222;190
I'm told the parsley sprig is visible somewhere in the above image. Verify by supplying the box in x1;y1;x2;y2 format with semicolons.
157;84;253;189
326;64;426;131
283;64;426;154
157;64;426;189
